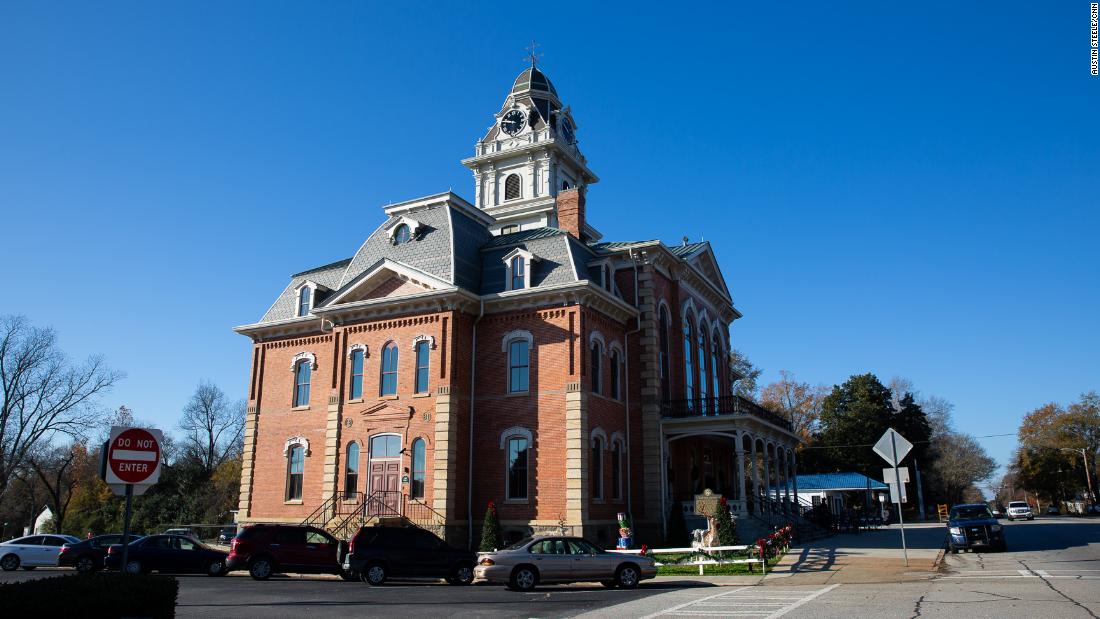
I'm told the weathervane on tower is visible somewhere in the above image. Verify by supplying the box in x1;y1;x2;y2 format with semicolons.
524;40;543;68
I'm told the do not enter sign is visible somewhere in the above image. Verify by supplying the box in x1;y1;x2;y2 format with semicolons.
106;427;164;486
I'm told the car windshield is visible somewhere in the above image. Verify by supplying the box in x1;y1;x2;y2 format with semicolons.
503;537;534;551
952;506;993;520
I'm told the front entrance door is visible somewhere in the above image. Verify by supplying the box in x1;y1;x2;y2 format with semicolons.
368;459;401;516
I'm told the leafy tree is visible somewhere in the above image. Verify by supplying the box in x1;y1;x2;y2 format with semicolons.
28;441;95;534
729;349;762;400
479;502;502;552
927;433;996;504
760;370;827;445
1015;393;1099;505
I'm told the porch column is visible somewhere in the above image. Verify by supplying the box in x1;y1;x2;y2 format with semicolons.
750;436;759;513
782;447;792;514
763;443;772;508
735;434;747;517
791;451;799;513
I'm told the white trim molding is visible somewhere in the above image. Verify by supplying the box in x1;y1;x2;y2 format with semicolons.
411;334;436;350
609;431;625;449
284;436;310;457
294;280;326;317
501;329;534;352
681;297;697;320
502;247;537;291
607;340;624;358
499;426;534;449
347;343;368;359
291;351;318;371
590;426;608;448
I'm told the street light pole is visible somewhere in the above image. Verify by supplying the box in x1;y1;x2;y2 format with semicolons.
1061;447;1095;507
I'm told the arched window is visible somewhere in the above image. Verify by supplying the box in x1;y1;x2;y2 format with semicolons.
414;340;430;394
293;359;311;407
285;445;304;501
611;440;622;500
393;223;411;244
508;338;530;393
379;343;398;396
344;443;359;499
658;306;671;401
410;438;426;499
712;334;722;400
297;286;311;317
590;341;602;395
698;325;709;413
506;436;529;500
370;433;401;458
504;174;521;200
349;348;365;400
591;436;603;500
683;315;695;408
511;255;525;290
609;349;621;400
561;180;570;191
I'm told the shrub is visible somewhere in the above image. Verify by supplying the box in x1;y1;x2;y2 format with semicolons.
479;501;503;552
0;572;178;618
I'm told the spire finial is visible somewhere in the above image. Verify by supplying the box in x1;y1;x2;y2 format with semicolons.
524;40;543;68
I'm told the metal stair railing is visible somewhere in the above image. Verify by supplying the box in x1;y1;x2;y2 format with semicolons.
324;490;449;540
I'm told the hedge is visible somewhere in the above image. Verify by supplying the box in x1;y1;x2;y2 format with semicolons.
0;572;178;618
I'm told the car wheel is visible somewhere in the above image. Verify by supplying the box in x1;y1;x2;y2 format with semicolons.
449;563;474;586
0;554;18;572
125;560;144;575
208;560;227;577
362;563;387;586
615;564;640;589
249;558;274;581
75;555;98;573
509;566;538;592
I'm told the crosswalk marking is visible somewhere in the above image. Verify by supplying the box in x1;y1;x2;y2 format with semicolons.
642;585;840;619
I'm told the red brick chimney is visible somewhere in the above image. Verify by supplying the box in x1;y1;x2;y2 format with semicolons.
556;187;586;240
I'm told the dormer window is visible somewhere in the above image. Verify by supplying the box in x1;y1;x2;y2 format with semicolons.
297;287;312;317
387;216;423;245
502;248;536;291
393;224;411;244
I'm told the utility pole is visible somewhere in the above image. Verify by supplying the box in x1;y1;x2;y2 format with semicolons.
1061;447;1095;507
914;459;926;521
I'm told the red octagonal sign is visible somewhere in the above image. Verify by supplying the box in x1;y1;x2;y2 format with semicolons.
106;427;163;485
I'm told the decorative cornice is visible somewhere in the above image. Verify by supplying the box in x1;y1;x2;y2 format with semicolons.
291;351;317;371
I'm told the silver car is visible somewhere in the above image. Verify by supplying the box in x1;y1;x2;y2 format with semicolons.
475;536;657;591
1006;501;1034;521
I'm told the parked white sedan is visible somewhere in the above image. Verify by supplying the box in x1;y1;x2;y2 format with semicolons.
0;534;81;571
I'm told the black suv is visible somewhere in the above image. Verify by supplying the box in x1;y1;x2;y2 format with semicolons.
344;526;476;586
227;524;353;580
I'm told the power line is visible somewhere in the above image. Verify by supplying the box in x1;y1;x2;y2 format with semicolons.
799;432;1017;450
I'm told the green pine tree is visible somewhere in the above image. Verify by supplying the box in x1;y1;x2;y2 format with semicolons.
479;501;503;552
665;503;690;547
714;496;740;547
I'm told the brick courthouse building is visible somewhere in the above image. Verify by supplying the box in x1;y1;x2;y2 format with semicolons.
234;65;801;547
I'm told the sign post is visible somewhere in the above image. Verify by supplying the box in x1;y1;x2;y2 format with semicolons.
873;428;913;567
104;427;164;574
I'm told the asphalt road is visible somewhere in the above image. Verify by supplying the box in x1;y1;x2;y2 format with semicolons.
3;517;1098;618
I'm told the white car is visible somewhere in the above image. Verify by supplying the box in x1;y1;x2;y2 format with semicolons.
1005;501;1034;521
0;534;81;571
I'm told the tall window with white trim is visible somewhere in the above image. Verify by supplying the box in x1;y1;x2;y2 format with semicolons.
609;349;620;400
611;440;622;500
286;445;304;501
297;287;311;317
414;340;430;394
659;307;671;401
591;437;603;500
293;359;311;407
508;339;529;393
698;325;709;413
683;315;695;408
379;343;398;396
410;438;425;499
590;341;602;395
349;348;365;400
506;436;529;500
344;442;359;498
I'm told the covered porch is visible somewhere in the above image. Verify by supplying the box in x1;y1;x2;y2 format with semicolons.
660;395;802;527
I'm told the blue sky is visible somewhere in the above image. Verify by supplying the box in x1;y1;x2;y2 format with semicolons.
1;2;1097;480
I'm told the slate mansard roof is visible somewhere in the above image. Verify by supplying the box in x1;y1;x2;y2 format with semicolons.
249;194;730;327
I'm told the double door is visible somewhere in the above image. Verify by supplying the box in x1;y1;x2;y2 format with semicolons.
368;458;401;516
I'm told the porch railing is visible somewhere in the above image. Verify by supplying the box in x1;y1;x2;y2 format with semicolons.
659;395;793;432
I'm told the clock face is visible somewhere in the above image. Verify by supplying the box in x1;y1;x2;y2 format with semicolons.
500;110;526;136
558;116;575;144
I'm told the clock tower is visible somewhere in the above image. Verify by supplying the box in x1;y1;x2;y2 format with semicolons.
461;64;600;239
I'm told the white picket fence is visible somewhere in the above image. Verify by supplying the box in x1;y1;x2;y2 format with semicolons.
609;544;768;575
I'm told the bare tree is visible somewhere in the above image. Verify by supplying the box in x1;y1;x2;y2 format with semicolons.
888;376;954;438
0;315;123;502
28;441;87;534
759;370;827;443
179;381;244;472
929;432;996;504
